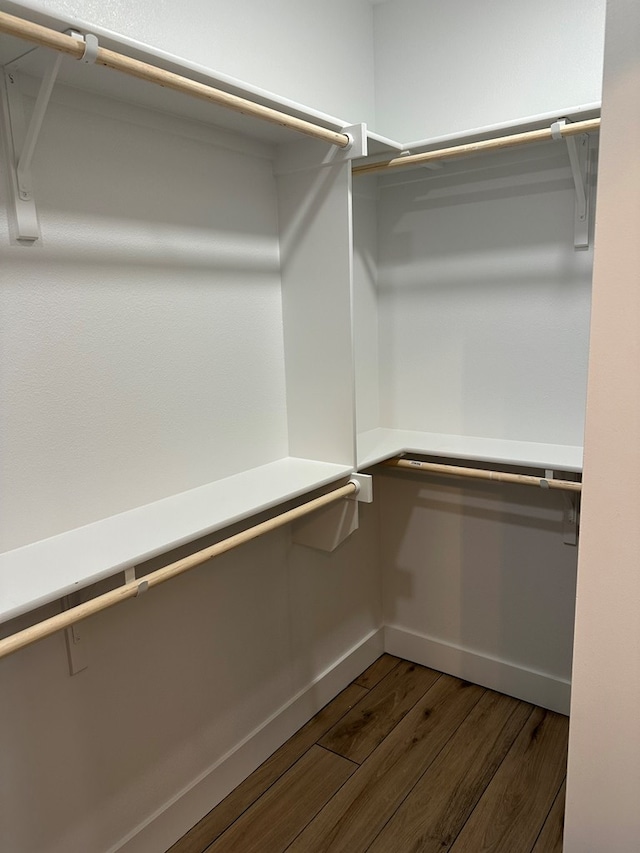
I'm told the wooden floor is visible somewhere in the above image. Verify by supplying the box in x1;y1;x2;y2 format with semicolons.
168;656;568;853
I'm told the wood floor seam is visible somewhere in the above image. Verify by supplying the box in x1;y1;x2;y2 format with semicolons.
529;775;567;853
360;685;490;853
168;659;569;853
430;704;538;853
316;744;361;767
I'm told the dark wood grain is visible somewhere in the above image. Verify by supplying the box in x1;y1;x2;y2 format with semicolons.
532;779;566;853
167;683;366;853
367;690;533;853
353;653;400;689
288;675;485;853
319;659;441;763
204;746;355;853
170;661;570;853
448;707;569;853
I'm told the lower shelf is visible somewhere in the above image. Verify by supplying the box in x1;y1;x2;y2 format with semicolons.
0;457;353;625
357;428;583;473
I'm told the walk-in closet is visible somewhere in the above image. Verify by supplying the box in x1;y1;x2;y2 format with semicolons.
1;1;638;851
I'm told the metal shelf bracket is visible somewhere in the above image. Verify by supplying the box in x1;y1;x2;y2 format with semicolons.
551;119;591;249
1;51;63;241
1;30;98;242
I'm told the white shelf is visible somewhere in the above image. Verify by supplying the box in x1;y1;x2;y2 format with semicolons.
357;428;583;473
0;2;359;148
400;103;601;153
0;457;353;625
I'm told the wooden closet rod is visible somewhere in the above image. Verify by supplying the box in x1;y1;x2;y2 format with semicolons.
0;11;352;149
0;480;358;661
386;458;582;492
353;117;601;175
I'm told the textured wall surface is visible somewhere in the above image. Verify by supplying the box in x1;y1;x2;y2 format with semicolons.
373;0;606;141
0;88;287;550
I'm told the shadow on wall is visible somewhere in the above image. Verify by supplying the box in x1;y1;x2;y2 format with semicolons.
0;85;283;275
379;469;577;681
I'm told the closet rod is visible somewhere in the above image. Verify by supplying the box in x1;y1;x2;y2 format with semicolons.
0;11;351;149
353;117;601;175
0;480;358;661
386;458;582;492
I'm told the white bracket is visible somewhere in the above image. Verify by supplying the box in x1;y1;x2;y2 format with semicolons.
1;51;63;242
292;476;371;552
551;119;591;249
123;566;137;585
341;123;368;160
62;593;89;676
348;473;373;503
562;491;580;546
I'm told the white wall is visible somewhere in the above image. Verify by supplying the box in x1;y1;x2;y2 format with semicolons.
0;85;287;551
373;0;607;141
375;145;594;445
379;472;576;712
6;0;376;125
564;0;640;848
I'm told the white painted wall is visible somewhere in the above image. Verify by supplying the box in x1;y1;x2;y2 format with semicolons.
375;146;594;445
564;0;640;848
373;0;607;141
5;0;376;125
379;472;577;712
0;86;287;551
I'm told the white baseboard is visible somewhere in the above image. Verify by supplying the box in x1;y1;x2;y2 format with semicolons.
112;627;384;853
384;625;571;716
111;623;568;853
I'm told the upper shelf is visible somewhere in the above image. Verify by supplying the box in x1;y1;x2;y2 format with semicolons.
357;428;583;473
0;2;368;150
0;4;600;161
0;457;353;625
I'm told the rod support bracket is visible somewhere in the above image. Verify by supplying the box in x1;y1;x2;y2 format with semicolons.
340;123;367;159
348;473;373;503
81;33;99;64
62;593;89;676
551;118;591;249
562;491;580;546
1;49;63;241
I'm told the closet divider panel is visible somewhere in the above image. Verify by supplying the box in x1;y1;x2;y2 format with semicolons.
277;149;356;468
353;177;381;436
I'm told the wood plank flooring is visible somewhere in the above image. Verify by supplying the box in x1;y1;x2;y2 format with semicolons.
168;656;569;853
